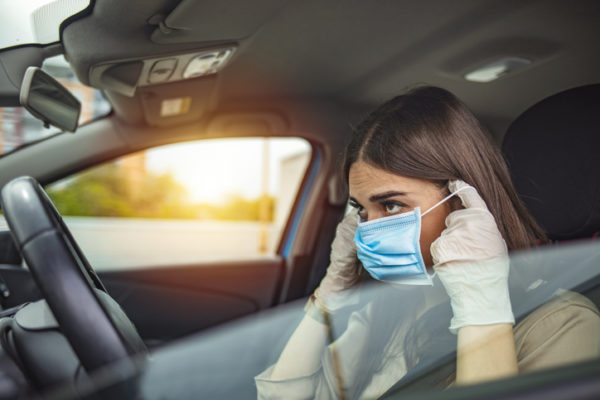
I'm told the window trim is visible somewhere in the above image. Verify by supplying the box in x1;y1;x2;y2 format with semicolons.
277;141;321;258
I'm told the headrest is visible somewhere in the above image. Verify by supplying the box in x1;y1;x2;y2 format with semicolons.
502;84;600;241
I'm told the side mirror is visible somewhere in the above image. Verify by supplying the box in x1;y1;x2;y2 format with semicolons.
19;66;81;132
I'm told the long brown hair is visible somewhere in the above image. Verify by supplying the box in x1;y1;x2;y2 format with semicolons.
341;86;547;398
343;86;547;250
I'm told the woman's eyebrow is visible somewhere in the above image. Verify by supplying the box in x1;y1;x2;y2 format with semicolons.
369;191;408;202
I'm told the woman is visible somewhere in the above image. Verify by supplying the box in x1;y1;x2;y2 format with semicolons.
255;86;600;399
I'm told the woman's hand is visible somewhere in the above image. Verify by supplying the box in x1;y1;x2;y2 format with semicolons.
431;180;514;332
431;180;517;384
314;208;363;311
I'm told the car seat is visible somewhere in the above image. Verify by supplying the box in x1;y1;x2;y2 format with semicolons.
502;84;600;242
502;84;600;308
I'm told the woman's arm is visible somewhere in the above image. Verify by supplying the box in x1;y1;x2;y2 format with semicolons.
456;324;518;384
256;210;362;398
269;210;361;379
270;311;330;379
256;302;373;400
431;181;518;385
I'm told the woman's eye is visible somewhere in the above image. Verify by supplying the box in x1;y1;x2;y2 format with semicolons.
357;208;368;221
384;203;403;214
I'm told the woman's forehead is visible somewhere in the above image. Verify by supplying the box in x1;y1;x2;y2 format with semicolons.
348;162;427;199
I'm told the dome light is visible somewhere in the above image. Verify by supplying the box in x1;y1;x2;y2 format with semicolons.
465;57;531;83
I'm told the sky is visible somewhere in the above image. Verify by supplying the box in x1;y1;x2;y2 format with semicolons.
145;138;311;203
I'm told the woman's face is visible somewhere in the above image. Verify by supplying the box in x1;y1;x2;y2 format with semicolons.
348;161;455;268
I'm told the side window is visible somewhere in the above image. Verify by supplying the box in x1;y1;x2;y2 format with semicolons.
46;137;312;270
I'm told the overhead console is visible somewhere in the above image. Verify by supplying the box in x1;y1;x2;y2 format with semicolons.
89;46;235;97
59;0;288;126
62;0;286;97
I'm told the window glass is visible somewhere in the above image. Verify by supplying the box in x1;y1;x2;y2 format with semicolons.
79;240;600;399
0;0;90;47
46;137;311;269
0;55;111;157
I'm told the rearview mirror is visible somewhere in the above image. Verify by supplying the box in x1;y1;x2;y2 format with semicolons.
19;66;81;132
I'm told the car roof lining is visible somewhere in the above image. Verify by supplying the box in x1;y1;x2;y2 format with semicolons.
51;0;600;141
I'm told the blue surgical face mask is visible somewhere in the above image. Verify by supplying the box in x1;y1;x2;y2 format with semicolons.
353;188;465;286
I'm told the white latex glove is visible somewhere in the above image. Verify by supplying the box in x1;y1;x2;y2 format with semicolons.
431;180;515;334
314;208;362;311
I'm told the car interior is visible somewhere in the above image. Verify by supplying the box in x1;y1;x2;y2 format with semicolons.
0;0;598;398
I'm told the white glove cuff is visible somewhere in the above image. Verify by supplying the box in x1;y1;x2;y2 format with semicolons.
314;286;360;312
434;258;515;334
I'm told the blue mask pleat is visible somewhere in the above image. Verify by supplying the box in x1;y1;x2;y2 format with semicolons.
354;207;432;285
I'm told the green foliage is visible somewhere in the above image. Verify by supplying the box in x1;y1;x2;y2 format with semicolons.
47;163;196;219
46;163;275;221
196;195;275;221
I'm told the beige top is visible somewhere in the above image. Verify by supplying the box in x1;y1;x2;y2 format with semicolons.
255;290;600;399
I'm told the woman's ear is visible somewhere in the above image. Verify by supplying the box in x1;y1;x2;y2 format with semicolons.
441;180;464;212
448;196;464;212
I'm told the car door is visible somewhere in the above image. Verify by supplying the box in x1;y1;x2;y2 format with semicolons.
59;137;315;345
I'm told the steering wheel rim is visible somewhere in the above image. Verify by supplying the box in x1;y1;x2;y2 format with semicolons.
0;176;146;374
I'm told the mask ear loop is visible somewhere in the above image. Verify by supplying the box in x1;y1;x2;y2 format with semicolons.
421;185;470;217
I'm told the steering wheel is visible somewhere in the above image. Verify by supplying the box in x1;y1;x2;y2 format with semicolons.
0;176;147;376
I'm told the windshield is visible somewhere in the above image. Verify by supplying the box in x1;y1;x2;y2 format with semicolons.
46;240;600;399
0;54;111;157
0;1;107;157
0;0;90;48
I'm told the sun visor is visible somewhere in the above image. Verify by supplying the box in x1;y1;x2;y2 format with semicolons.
150;0;288;44
138;75;217;127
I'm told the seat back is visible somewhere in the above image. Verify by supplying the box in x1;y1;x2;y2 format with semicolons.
502;84;600;241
